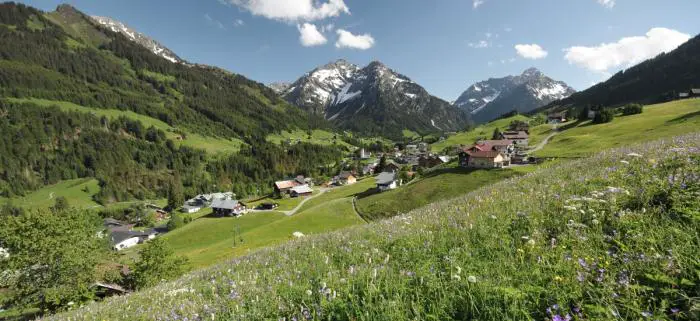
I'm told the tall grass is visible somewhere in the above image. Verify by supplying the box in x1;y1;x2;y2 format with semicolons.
49;134;700;321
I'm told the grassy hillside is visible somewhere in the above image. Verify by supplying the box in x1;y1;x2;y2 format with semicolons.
149;198;365;268
355;166;524;221
536;99;700;157
51;133;700;320
0;178;100;209
431;114;533;151
5;98;245;154
267;129;355;149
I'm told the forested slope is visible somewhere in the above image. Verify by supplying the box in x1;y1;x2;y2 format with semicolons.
538;33;700;114
0;3;340;202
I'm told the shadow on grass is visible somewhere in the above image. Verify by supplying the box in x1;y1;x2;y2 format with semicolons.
422;167;478;178
666;110;700;124
355;188;380;200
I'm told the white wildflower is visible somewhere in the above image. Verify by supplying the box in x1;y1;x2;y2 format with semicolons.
452;274;461;281
467;275;477;283
292;232;305;238
306;289;313;296
456;266;462;275
620;160;630;165
563;205;577;211
626;153;642;158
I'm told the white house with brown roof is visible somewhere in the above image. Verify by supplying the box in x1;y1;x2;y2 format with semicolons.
464;151;510;169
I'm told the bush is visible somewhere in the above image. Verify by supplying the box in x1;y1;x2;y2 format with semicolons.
622;103;644;116
593;109;615;124
128;238;187;290
166;213;185;231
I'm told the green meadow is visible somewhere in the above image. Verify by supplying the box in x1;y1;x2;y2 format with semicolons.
355;166;524;221
267;129;355;149
535;99;700;158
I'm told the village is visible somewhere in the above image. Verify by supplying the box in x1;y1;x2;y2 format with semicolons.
99;114;560;252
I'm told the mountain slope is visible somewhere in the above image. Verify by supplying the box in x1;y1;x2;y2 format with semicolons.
91;15;182;63
454;68;575;123
539;33;700;114
0;3;337;201
283;60;469;137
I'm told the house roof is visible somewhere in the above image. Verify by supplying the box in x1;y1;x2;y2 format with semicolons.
469;140;513;152
548;111;567;118
275;180;299;189
110;230;154;245
501;131;529;139
376;172;397;185
438;156;451;163
692;89;700;94
182;204;203;211
211;199;241;210
466;151;504;159
290;185;313;194
339;171;355;179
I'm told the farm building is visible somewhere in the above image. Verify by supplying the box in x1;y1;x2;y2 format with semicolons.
460;151;510;169
376;172;400;192
290;185;314;198
211;199;247;217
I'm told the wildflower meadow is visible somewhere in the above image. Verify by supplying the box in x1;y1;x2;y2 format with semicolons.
50;133;699;320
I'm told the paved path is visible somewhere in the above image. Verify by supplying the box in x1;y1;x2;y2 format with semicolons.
529;126;560;154
248;188;330;216
282;188;328;216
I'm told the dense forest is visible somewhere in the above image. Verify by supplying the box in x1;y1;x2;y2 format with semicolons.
539;33;700;114
0;3;327;140
0;3;345;202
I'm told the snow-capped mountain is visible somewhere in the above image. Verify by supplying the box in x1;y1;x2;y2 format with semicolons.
282;60;468;136
454;68;576;123
91;16;182;64
268;82;292;94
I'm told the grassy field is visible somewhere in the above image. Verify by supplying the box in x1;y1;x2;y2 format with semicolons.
431;114;532;152
52;133;700;321
5;98;245;154
267;129;355;149
355;166;524;221
535;99;700;158
150;197;365;268
0;177;168;211
0;178;100;209
296;178;376;212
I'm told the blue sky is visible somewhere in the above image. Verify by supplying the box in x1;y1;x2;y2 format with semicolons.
20;0;700;101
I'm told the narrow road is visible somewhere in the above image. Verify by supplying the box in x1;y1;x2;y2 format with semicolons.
529;127;560;154
282;188;328;216
352;196;369;223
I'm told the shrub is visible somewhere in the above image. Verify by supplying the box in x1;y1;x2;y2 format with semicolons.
622;103;644;116
593;108;615;123
167;213;185;231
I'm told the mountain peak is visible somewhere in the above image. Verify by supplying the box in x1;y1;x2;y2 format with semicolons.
522;67;543;78
90;15;182;63
454;69;576;123
55;4;79;14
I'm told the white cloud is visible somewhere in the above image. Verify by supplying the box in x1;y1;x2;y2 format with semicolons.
298;23;327;47
469;40;490;49
335;29;375;50
515;44;548;59
597;0;615;9
234;19;245;27
227;0;350;22
204;14;226;30
473;0;485;9
564;27;690;73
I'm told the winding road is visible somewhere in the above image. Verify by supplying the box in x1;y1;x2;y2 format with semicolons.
528;127;560;154
282;188;329;216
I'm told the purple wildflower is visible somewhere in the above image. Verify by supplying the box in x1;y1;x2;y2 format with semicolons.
577;272;586;283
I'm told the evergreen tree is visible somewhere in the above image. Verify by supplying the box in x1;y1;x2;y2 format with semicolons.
128;238;187;290
376;155;388;174
492;128;503;140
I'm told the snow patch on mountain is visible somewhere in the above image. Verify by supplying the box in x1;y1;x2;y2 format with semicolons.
91;16;182;64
